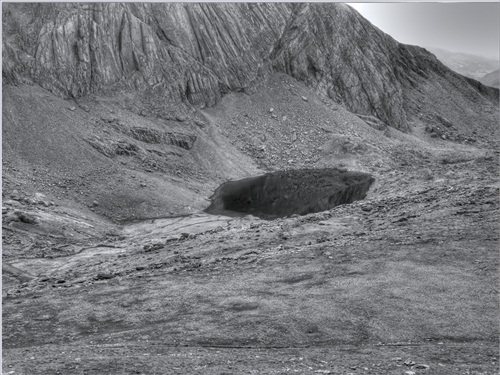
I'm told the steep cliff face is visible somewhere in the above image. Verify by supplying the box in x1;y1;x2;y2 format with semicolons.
270;4;411;128
3;3;289;106
3;3;498;130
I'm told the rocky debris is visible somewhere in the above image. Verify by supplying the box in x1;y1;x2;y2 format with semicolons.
16;212;38;224
3;193;53;208
164;232;195;243
193;119;207;128
99;116;198;151
360;203;373;212
400;361;430;375
2;263;36;283
4;199;22;208
435;114;454;128
356;114;387;131
424;124;450;140
127;127;196;150
96;272;115;280
3;210;38;224
422;113;461;141
403;360;416;367
414;364;430;369
86;137;141;158
143;243;165;252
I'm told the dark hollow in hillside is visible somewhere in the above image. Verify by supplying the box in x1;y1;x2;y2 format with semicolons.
205;169;374;220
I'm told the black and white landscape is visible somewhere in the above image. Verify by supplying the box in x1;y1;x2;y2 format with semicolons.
425;47;500;89
479;68;500;89
2;3;499;374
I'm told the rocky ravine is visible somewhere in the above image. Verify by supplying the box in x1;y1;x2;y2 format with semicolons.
2;3;499;375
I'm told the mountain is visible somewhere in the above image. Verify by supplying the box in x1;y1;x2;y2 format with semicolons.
3;3;497;131
425;47;499;80
3;2;497;221
479;68;500;88
2;3;499;374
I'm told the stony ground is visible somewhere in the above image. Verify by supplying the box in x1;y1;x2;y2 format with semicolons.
2;74;499;374
3;155;498;374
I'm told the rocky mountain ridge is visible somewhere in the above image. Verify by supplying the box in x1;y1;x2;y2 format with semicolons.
3;3;497;131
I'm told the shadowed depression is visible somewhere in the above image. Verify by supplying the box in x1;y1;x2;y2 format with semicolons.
205;169;375;219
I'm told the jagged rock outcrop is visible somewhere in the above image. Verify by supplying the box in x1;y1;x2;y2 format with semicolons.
3;3;498;130
127;127;196;150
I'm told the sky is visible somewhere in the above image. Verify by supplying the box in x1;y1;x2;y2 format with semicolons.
347;2;500;59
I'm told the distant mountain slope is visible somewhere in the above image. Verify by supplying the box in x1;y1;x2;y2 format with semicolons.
426;47;499;80
3;3;497;132
479;69;500;88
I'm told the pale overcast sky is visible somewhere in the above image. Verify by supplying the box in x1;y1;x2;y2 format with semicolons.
347;3;500;59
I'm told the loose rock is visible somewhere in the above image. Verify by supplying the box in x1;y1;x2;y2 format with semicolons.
15;211;38;224
414;364;429;369
144;243;164;252
96;273;115;280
